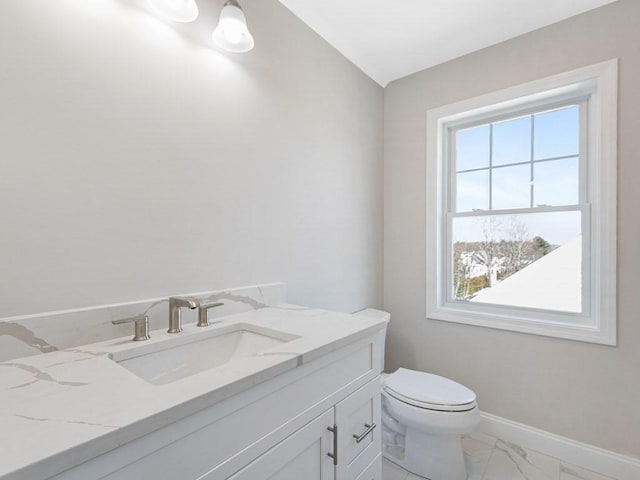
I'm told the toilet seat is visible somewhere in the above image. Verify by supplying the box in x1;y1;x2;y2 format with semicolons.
383;368;477;412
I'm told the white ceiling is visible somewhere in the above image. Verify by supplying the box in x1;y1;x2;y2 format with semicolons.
278;0;618;87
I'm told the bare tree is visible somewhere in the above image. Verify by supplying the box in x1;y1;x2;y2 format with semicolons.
479;217;503;287
502;216;532;277
452;216;537;299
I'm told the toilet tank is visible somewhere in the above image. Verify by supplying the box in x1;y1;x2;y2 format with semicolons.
354;308;390;372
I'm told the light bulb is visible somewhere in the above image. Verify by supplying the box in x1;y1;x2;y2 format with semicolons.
147;0;199;23
212;0;254;53
223;24;245;45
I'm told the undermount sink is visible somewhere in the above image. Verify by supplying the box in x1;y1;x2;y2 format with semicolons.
110;323;299;385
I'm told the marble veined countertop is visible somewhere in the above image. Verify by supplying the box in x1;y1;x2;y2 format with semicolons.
0;306;386;480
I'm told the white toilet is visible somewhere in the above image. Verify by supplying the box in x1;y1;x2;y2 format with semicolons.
353;309;479;480
381;368;479;480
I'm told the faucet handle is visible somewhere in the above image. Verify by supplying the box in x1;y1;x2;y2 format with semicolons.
112;315;150;342
197;302;225;327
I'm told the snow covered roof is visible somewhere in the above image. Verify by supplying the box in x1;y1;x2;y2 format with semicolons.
470;236;582;313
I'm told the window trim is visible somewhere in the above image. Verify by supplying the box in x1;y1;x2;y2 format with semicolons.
426;60;617;345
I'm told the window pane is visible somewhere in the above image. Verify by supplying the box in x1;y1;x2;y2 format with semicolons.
451;211;583;312
534;106;579;160
492;115;531;166
534;157;579;206
456;125;489;171
492;164;530;210
456;170;489;212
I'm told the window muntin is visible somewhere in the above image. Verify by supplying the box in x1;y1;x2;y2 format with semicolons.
453;104;581;213
447;103;588;315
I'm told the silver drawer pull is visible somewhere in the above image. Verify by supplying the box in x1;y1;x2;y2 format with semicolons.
353;423;376;443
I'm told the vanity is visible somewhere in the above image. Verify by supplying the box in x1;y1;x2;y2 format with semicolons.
0;305;387;480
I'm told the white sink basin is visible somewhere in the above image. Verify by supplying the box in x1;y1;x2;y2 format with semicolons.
110;323;298;385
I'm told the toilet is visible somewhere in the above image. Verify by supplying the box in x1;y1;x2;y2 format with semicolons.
381;368;479;480
353;309;479;480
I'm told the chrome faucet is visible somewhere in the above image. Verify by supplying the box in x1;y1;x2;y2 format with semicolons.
168;297;199;333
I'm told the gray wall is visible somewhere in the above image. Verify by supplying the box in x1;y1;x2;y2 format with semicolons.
0;0;384;317
384;0;640;458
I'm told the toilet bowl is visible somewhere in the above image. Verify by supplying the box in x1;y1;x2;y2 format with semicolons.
351;309;478;480
381;368;480;480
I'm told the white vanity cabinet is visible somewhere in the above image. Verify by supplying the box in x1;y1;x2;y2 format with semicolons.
50;329;385;480
221;377;382;480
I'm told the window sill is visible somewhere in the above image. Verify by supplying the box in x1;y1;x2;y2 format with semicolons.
426;305;616;345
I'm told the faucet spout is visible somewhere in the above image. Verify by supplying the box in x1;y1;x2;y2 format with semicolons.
168;296;200;333
173;297;199;309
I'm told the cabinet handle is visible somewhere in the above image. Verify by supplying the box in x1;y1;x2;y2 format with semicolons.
353;423;376;444
327;424;338;466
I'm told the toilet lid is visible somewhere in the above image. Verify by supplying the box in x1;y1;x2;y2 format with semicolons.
383;368;477;412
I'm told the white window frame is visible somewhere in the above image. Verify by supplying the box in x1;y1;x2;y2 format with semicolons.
426;60;617;345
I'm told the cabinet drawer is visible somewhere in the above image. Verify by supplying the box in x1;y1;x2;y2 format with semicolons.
335;377;381;480
355;454;382;480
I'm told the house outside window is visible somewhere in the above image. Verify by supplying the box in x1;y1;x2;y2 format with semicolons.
426;60;617;345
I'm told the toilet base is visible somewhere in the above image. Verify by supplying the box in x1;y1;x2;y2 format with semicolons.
383;428;467;480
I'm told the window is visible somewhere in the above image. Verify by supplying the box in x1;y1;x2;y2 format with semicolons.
426;60;617;345
452;104;584;312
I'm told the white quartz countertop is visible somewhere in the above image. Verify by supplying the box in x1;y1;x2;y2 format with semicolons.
0;306;386;480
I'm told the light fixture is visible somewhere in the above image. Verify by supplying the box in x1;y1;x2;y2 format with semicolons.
147;0;199;23
212;0;254;53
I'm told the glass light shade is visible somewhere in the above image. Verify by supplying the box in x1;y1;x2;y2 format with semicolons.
212;0;254;53
147;0;199;23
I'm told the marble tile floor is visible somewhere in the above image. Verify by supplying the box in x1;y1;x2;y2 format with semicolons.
382;431;615;480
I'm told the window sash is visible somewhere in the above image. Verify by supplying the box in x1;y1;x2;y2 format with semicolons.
443;204;591;317
448;100;587;213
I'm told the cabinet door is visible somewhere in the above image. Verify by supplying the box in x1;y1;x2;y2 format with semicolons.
220;409;335;480
355;455;382;480
335;377;381;480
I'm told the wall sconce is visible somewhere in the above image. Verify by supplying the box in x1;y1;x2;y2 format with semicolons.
212;0;254;53
147;0;254;53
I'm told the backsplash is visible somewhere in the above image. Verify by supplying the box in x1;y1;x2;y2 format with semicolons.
0;283;286;362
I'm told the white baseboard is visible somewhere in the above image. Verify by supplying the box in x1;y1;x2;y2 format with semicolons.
478;412;640;480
